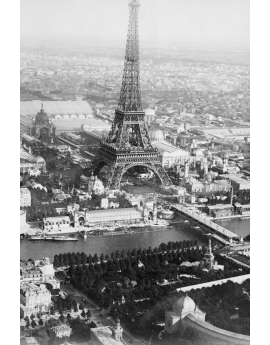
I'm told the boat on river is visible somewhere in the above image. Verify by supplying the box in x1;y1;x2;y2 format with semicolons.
50;236;78;242
29;235;78;241
29;235;45;241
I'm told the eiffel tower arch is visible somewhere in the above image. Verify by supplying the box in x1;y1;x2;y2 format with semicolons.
91;0;172;190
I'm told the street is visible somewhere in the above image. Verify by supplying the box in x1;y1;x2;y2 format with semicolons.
61;282;144;345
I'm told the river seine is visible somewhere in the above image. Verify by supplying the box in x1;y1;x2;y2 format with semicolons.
20;216;250;261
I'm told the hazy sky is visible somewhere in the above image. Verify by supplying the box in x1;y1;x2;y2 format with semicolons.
21;0;250;48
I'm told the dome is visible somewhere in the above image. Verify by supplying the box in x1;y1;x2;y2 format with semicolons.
149;129;164;142
35;156;45;164
35;106;49;124
174;295;196;314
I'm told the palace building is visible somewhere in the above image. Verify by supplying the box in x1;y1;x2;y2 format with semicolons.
165;294;250;345
30;105;56;143
20;283;52;318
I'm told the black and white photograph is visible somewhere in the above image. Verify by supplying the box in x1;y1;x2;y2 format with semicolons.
17;1;253;344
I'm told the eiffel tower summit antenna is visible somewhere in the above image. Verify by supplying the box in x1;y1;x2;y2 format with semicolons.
90;0;172;190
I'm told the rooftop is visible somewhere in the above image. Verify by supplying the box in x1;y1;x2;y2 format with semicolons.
91;326;126;345
185;314;250;343
152;140;190;155
20;100;93;116
44;216;70;221
86;207;143;218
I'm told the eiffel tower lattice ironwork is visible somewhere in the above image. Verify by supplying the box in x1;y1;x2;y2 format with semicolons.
91;0;172;189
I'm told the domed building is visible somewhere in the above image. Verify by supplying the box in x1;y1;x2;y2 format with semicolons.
88;173;105;195
149;128;190;168
30;104;56;143
165;293;206;334
164;291;250;345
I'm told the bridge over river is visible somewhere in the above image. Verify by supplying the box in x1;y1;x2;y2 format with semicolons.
171;204;239;245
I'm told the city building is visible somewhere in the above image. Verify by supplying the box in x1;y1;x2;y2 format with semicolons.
88;173;105;195
164;294;250;344
74;207;144;226
20;148;46;174
30;105;56;143
145;108;156;122
165;294;206;334
206;204;234;218
20;257;60;289
20;210;31;236
43;216;71;232
101;197;109;209
20;100;93;119
50;324;72;339
227;174;250;191
20;283;52;317
20;187;31;207
184;177;204;193
148;129;190;168
90;319;124;344
20;101;112;133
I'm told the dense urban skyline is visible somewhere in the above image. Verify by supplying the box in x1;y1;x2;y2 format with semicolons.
21;0;250;49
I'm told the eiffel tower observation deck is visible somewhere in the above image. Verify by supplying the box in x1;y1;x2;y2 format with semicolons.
91;0;172;190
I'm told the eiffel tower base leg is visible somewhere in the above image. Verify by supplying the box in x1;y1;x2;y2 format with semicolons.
106;161;172;190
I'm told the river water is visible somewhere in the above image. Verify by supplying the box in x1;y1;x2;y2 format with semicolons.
20;217;250;261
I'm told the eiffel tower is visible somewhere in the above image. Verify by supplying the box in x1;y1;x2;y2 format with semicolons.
91;0;172;190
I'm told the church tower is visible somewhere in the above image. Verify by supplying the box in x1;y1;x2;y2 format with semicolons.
203;237;215;270
112;318;123;341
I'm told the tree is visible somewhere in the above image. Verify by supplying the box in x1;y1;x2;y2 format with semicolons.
59;313;65;322
86;309;92;318
81;310;86;318
31;320;37;328
89;321;97;328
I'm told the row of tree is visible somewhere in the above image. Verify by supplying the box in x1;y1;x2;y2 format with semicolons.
53;240;200;268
